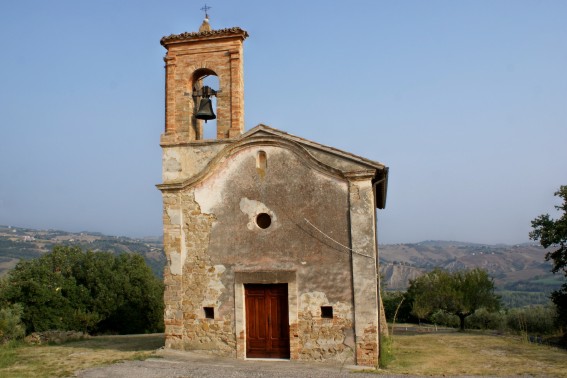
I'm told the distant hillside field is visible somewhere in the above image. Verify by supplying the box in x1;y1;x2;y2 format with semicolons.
0;226;561;307
0;225;165;278
379;241;561;307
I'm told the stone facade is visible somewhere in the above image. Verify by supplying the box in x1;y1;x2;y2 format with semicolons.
158;21;389;367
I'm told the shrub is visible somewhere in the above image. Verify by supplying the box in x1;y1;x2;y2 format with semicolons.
506;305;558;335
466;308;506;331
429;309;459;328
0;304;25;343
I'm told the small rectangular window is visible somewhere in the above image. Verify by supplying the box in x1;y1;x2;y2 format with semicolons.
321;306;333;319
204;307;214;319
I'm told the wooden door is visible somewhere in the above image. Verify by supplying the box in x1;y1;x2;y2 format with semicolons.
245;283;290;358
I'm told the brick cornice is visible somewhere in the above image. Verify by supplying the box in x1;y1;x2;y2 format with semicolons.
161;27;249;46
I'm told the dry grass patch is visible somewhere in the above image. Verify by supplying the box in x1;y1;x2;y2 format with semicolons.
0;334;164;378
383;332;567;377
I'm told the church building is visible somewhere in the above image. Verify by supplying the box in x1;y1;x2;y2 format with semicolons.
157;16;389;367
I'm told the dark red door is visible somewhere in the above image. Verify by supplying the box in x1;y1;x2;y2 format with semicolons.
245;283;290;358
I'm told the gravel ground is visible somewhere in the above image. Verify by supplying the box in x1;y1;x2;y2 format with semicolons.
75;349;416;378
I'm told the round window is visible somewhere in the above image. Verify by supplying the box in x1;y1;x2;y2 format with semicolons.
256;213;272;229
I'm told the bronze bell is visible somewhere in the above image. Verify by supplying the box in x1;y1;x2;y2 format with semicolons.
195;97;216;122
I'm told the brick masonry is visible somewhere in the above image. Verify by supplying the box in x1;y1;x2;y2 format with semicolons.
161;26;247;143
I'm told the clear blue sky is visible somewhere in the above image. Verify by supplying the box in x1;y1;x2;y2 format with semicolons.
0;1;565;244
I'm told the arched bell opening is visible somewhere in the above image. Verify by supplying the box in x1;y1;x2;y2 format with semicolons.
192;69;219;140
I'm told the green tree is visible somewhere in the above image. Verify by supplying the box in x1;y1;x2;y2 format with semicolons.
96;253;165;334
530;185;567;333
407;268;500;331
1;247;81;332
383;291;413;323
0;246;164;334
410;298;432;325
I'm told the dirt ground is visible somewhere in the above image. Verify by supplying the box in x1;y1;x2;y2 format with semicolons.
75;348;413;378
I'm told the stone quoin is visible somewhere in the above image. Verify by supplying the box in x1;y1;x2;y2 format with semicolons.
157;16;389;367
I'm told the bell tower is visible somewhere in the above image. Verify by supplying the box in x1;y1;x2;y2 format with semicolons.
160;16;248;142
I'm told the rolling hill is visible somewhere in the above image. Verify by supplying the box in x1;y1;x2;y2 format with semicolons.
1;225;562;307
379;241;561;307
379;241;555;288
0;225;165;278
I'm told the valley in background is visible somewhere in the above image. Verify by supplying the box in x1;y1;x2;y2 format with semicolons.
0;225;561;308
0;225;165;278
379;241;561;307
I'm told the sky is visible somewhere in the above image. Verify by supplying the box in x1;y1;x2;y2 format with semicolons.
0;0;565;245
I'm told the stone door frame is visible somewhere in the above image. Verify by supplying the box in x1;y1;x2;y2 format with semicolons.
234;271;297;360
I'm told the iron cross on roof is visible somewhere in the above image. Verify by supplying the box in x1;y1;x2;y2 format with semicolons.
201;4;211;19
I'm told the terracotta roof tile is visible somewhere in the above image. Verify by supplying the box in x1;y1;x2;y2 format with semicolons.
160;27;248;46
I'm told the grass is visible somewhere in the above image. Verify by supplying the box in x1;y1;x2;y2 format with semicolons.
2;332;566;377
379;331;567;377
0;334;164;378
0;341;20;369
378;335;394;368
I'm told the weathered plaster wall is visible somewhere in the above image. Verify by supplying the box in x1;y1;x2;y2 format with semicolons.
162;142;227;182
347;174;380;366
162;143;363;363
201;145;356;362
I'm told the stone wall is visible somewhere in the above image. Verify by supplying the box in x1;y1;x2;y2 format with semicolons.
296;292;355;363
163;189;236;355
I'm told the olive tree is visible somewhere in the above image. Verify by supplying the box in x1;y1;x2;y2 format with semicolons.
407;268;500;331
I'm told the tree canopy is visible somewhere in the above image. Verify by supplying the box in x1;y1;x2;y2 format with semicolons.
0;246;164;334
530;185;567;332
406;268;500;330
